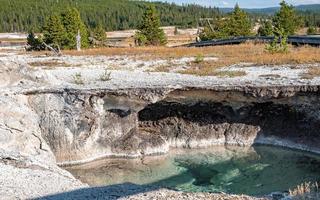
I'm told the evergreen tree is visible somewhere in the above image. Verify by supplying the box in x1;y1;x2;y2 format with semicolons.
266;27;288;53
136;5;167;46
258;20;273;36
200;4;252;40
61;8;89;49
273;1;302;36
43;14;66;48
90;24;107;47
227;4;252;37
93;24;107;43
265;1;302;54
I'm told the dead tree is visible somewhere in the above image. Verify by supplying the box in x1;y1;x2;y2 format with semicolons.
42;42;62;56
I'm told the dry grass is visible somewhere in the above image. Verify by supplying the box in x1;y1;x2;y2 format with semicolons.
179;64;247;77
301;66;320;79
0;38;26;43
28;60;72;68
152;64;172;72
64;46;217;59
64;43;320;64
259;74;281;78
62;43;320;76
212;70;247;77
290;182;319;200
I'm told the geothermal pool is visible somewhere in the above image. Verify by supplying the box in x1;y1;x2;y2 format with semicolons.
66;145;320;196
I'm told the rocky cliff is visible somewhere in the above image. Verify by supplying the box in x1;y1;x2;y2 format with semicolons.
25;86;320;165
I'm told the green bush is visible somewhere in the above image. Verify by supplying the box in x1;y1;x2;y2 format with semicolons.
266;28;288;53
194;54;204;63
134;32;148;46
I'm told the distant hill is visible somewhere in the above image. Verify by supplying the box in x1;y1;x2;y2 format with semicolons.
220;4;320;15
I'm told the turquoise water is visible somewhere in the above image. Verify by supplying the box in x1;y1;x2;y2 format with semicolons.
66;145;320;196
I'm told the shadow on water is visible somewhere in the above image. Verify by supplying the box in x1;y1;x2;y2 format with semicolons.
33;174;192;200
35;145;320;200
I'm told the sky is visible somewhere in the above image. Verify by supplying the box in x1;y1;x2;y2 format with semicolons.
150;0;320;8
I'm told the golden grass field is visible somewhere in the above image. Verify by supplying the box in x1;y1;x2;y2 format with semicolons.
63;43;320;76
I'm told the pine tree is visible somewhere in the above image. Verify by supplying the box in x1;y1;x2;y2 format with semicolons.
61;8;89;49
273;1;302;36
199;4;252;40
227;4;252;37
93;24;107;43
137;5;167;46
43;13;66;48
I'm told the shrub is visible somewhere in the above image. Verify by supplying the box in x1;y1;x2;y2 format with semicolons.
265;31;288;54
194;54;204;63
134;32;148;46
73;72;84;84
99;69;111;81
26;31;45;51
307;26;318;35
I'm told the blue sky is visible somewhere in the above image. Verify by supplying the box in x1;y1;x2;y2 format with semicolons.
150;0;320;8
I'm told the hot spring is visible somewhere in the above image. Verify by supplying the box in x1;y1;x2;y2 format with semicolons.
66;145;320;196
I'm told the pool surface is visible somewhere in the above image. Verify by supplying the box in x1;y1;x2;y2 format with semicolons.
66;145;320;196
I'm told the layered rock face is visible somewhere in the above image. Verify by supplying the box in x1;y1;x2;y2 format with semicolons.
0;94;84;200
28;86;320;165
